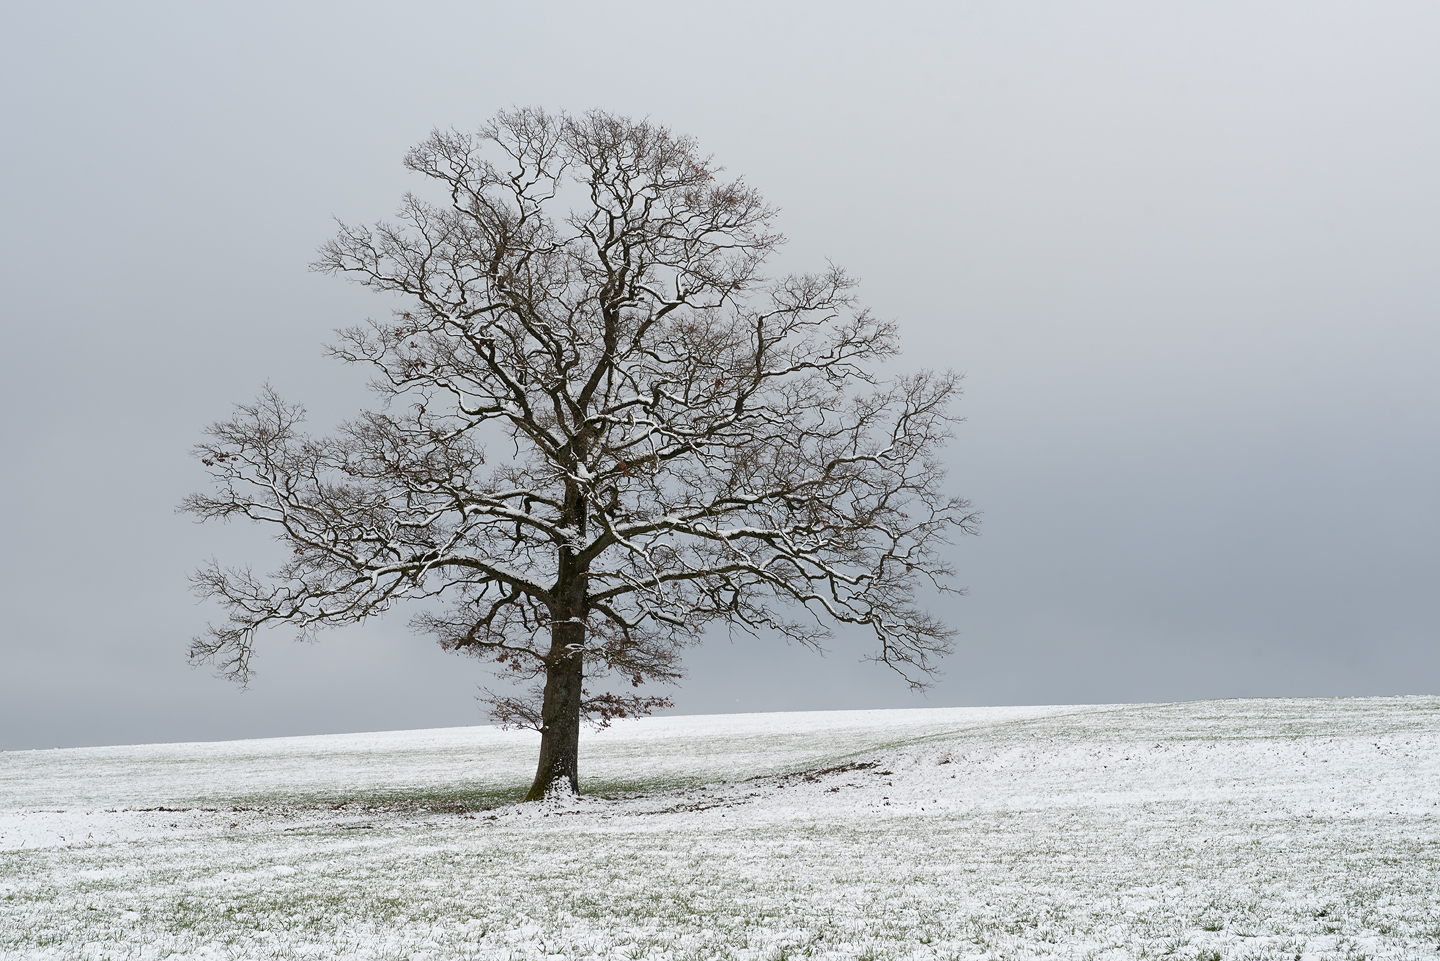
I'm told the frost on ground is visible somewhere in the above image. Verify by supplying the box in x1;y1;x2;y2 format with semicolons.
1;698;1437;960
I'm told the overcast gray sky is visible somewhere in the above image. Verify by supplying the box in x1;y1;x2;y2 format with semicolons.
2;1;1436;751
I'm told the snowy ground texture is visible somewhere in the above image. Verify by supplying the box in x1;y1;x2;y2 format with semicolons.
1;697;1437;960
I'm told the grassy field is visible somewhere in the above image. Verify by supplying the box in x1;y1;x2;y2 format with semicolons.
1;697;1437;959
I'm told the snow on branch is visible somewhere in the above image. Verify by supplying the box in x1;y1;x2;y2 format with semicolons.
184;107;977;722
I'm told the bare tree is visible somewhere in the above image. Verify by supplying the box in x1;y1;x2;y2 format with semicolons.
183;108;978;800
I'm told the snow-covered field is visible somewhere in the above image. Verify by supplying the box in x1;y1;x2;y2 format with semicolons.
1;698;1436;960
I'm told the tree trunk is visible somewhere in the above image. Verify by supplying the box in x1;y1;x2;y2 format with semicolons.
524;616;584;800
